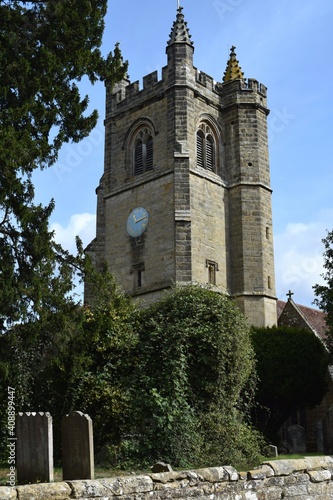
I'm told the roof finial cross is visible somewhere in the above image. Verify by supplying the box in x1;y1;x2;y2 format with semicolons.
177;0;180;9
286;290;294;300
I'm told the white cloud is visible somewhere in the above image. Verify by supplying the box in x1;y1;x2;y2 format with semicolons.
51;213;96;254
274;213;333;307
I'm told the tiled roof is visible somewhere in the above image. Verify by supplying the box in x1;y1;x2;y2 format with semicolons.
277;299;328;341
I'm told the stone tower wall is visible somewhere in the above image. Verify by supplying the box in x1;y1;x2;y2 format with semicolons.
85;9;277;325
221;79;276;326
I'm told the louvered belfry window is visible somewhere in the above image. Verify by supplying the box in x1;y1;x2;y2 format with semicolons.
134;128;154;175
196;124;216;172
196;131;204;169
146;136;153;171
206;135;214;171
134;139;144;175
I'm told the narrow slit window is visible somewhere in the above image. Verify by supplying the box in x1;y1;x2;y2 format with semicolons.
137;269;142;288
132;263;145;290
206;259;218;286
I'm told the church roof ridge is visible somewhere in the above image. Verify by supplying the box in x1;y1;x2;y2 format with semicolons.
277;298;328;341
223;46;244;82
167;6;193;47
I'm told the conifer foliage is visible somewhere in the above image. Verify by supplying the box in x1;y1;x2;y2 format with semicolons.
0;0;127;328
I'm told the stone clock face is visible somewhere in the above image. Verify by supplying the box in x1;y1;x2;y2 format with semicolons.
127;207;149;237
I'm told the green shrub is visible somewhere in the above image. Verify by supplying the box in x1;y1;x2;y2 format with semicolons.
121;285;264;468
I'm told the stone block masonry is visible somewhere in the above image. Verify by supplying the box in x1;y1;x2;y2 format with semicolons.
2;457;333;499
85;7;278;327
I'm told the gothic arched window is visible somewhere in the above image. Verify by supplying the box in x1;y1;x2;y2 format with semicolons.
133;128;154;175
196;123;217;173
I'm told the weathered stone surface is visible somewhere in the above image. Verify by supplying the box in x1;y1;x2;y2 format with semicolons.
67;479;110;498
263;458;307;476
223;465;239;481
303;455;333;470
116;474;153;495
261;464;275;477
1;457;333;499
308;469;332;482
247;466;270;480
195;466;229;482
16;412;54;485
150;470;188;484
0;487;17;500
61;411;94;481
16;482;71;500
263;456;333;477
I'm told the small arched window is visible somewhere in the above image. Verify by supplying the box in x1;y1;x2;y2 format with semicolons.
196;123;217;173
133;128;154;175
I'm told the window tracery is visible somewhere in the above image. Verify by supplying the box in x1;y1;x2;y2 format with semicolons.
196;123;217;173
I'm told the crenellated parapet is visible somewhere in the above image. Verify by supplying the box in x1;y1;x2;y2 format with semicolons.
106;65;269;121
196;70;216;93
106;70;168;118
218;77;269;112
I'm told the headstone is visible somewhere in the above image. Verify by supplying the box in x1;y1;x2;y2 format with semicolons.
150;462;173;473
268;444;278;457
16;412;54;484
315;420;324;453
286;424;306;453
61;411;94;480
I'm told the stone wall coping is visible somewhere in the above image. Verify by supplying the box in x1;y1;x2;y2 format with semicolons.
1;457;333;500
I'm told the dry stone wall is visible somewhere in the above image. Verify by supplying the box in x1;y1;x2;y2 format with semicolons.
2;457;333;499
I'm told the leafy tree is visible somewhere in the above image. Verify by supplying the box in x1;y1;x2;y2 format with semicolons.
0;240;88;462
314;230;333;357
121;286;264;469
70;268;138;459
0;265;137;463
0;0;127;328
251;326;329;443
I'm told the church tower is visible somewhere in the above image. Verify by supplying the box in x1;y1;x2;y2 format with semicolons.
86;7;277;327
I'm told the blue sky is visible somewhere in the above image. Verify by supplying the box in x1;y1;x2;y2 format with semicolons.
32;0;333;308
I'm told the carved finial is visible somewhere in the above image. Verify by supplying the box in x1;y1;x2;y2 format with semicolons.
286;290;294;300
168;3;193;46
223;46;244;83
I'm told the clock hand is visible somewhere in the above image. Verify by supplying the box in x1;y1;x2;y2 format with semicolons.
135;215;147;223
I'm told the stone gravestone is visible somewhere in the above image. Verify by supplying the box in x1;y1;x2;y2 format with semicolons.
315;420;324;453
286;424;306;453
61;411;94;480
16;412;54;484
